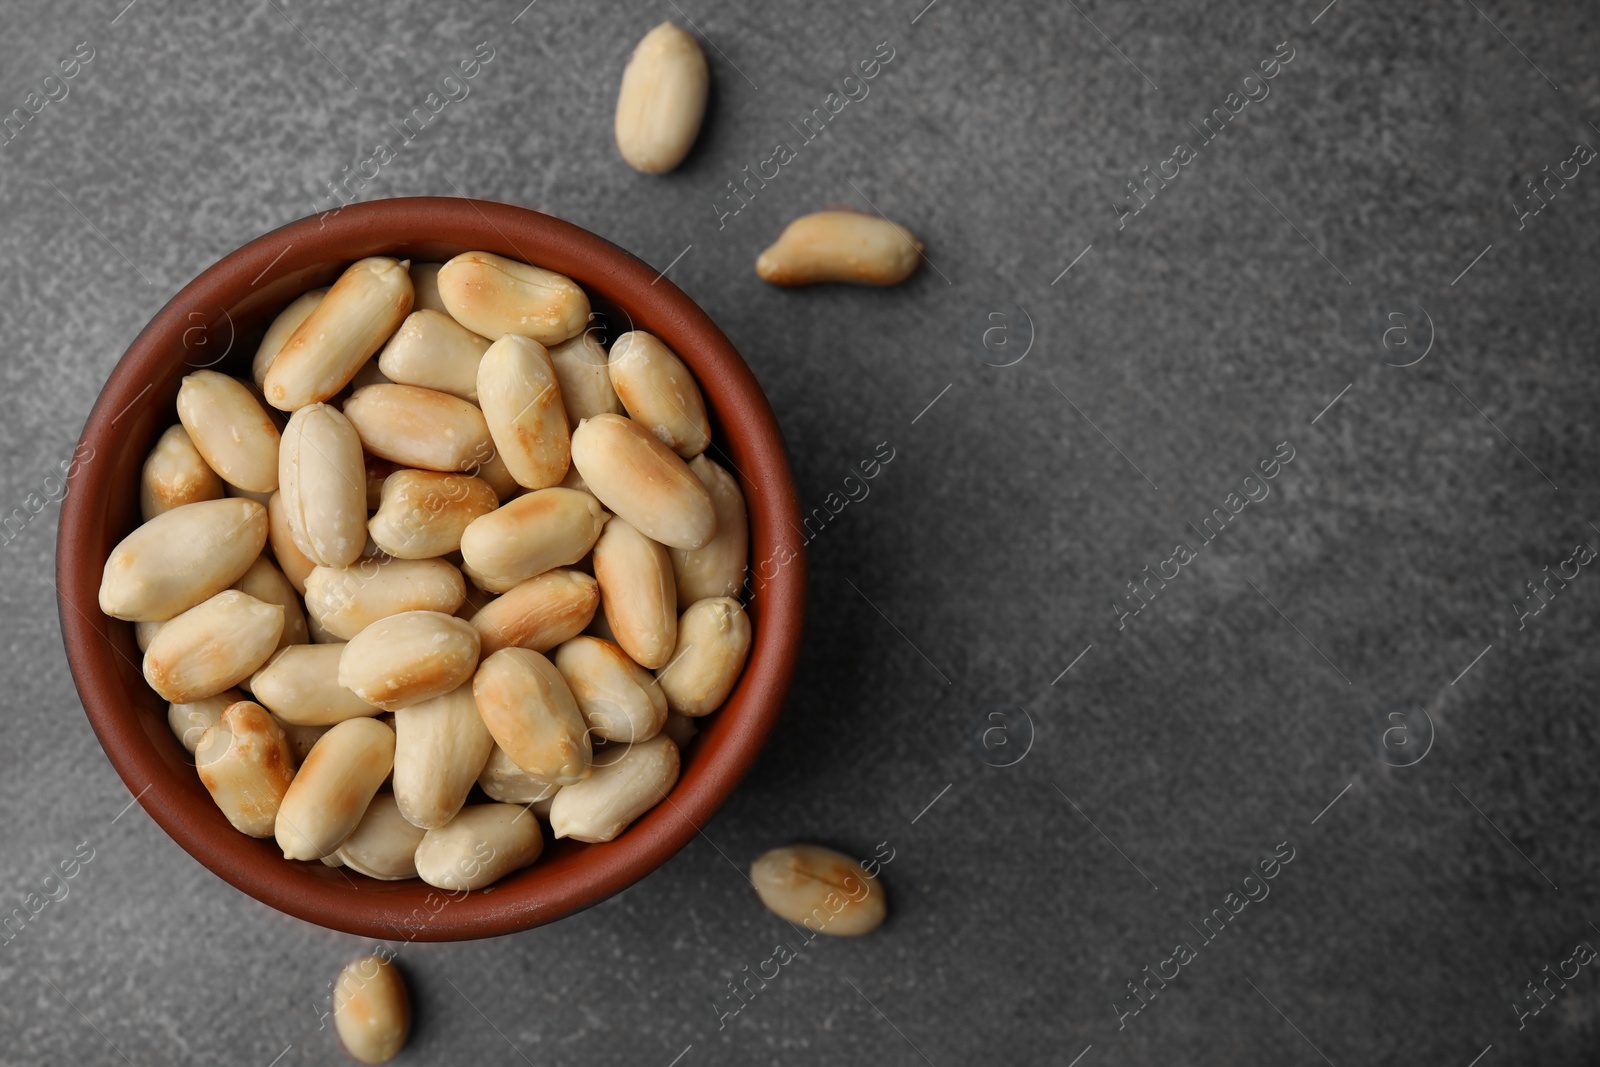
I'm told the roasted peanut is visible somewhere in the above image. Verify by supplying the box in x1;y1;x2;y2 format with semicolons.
670;455;748;602
477;334;571;489
275;716;395;860
279;403;367;568
143;590;284;703
338;610;481;711
570;414;714;550
409;262;447;314
251;287;328;388
263;257;413;411
276;718;330;763
135;619;165;652
756;210;923;287
377;309;491;402
548;331;623;424
139;424;223;520
303;557;466;640
549;733;679;843
367;469;498;559
655;597;751;716
392;683;494;829
750;844;886;936
233;556;310;650
470;568;598;654
473;648;592;786
100;497;268;622
167;689;243;754
334;793;426;880
195;700;296;837
552;636;666;743
608;331;710;457
343;383;494;473
593;517;676;669
267;491;317;594
414;804;544;891
477;745;562;804
176;370;283;493
250;643;379;726
333;954;411;1065
459;488;607;593
471;452;517;504
614;23;708;175
437;251;589;346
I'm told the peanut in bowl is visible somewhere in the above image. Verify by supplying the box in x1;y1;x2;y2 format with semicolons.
56;196;805;941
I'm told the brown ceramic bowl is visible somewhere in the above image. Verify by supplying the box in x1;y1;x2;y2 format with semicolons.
55;197;805;941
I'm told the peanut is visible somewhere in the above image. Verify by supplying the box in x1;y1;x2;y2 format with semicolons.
472;648;592;786
175;370;283;493
303;557;466;640
592;517;677;669
548;331;623;424
333;954;410;1064
377;309;491;402
655;597;751;717
436;251;589;346
367;469;498;559
477;745;562;804
614;23;708;175
279;402;368;568
392;683;494;829
343;383;494;473
167;689;244;754
669;455;748;602
608;331;710;457
263;257;413;411
337;610;481;711
101;498;267;622
275;716;395;860
570;413;715;550
458;487;607;593
251;287;328;388
334;793;426;880
195;700;296;837
267;491;317;594
250;643;379;726
414;804;544;891
470;568;598;655
139;424;223;520
552;636;666;743
232;556;310;650
142;590;284;703
548;733;679;843
756;210;923;287
749;844;886;936
477;334;571;489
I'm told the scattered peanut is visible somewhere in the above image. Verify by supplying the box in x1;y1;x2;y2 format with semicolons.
756;210;923;287
750;844;886;936
614;22;708;175
333;954;411;1065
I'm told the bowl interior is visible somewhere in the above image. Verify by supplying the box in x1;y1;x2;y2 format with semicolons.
56;198;804;941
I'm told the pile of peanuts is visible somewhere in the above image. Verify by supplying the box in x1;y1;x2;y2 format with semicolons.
98;250;752;891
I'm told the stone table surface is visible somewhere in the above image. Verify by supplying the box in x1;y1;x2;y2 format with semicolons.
3;0;1599;1064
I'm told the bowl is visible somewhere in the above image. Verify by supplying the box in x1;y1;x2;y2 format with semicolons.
55;196;805;941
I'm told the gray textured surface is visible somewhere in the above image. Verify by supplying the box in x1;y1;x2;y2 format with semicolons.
3;0;1599;1064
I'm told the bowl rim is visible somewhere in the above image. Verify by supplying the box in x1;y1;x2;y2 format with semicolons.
55;196;805;941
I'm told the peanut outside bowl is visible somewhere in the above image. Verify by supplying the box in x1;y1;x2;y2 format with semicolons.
55;197;805;941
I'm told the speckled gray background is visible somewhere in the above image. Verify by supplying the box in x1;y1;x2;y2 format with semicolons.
3;0;1599;1063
